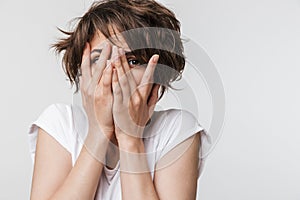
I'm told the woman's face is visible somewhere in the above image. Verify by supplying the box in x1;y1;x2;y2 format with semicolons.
89;30;146;86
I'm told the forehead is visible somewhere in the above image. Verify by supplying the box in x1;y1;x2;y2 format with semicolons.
89;26;130;51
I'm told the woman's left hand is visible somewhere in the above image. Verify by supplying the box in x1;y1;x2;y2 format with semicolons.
111;46;160;147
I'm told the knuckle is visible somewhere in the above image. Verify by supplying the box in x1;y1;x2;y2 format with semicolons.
132;96;142;107
103;80;110;87
114;86;121;94
95;96;105;105
94;90;101;100
86;88;94;98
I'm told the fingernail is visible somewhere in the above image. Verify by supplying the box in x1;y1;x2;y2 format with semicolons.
118;48;125;55
152;54;159;63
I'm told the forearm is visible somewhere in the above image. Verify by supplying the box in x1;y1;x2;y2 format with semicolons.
49;130;111;200
118;139;159;200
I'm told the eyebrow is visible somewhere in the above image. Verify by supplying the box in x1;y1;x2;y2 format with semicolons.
125;51;135;56
90;48;134;56
91;49;102;54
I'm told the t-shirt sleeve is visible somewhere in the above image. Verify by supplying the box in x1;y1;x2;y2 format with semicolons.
27;103;73;163
157;109;212;179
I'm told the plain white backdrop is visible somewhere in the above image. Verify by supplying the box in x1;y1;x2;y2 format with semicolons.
0;0;299;199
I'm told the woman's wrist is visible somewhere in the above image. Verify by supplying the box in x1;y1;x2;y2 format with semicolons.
117;136;149;173
117;134;145;153
84;128;113;162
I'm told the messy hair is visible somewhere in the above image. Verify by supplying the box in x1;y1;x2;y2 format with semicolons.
52;0;185;101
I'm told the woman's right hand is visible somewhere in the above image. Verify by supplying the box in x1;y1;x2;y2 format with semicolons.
79;42;114;139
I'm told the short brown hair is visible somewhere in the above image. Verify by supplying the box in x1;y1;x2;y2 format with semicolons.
52;0;185;101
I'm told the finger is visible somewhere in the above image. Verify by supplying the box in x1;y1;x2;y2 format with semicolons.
112;46;130;100
80;43;92;88
90;42;112;89
147;84;160;107
112;69;122;104
79;75;87;107
112;46;125;79
118;48;137;94
118;48;130;73
138;54;159;98
102;60;113;96
147;84;160;119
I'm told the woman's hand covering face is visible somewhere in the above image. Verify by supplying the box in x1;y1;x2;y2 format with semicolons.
79;41;160;145
110;45;160;141
79;42;115;138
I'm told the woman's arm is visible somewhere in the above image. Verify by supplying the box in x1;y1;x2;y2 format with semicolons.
117;132;201;200
31;42;114;200
154;132;201;200
30;127;111;200
110;47;201;199
118;138;159;200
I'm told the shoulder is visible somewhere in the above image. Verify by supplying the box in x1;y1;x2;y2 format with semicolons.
154;108;212;179
154;108;199;121
147;108;204;153
148;108;207;178
28;103;75;162
44;103;72;117
36;103;73;134
152;108;203;134
32;103;73;123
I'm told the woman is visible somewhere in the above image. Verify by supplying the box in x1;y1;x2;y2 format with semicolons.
28;0;210;199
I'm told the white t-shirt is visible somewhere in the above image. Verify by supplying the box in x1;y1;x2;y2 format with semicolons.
27;103;212;199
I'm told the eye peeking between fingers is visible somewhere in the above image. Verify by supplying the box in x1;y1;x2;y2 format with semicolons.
90;48;102;65
126;52;142;68
90;50;141;68
91;56;99;65
127;58;141;67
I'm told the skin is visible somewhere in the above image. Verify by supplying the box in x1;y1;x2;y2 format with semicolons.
30;29;201;200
